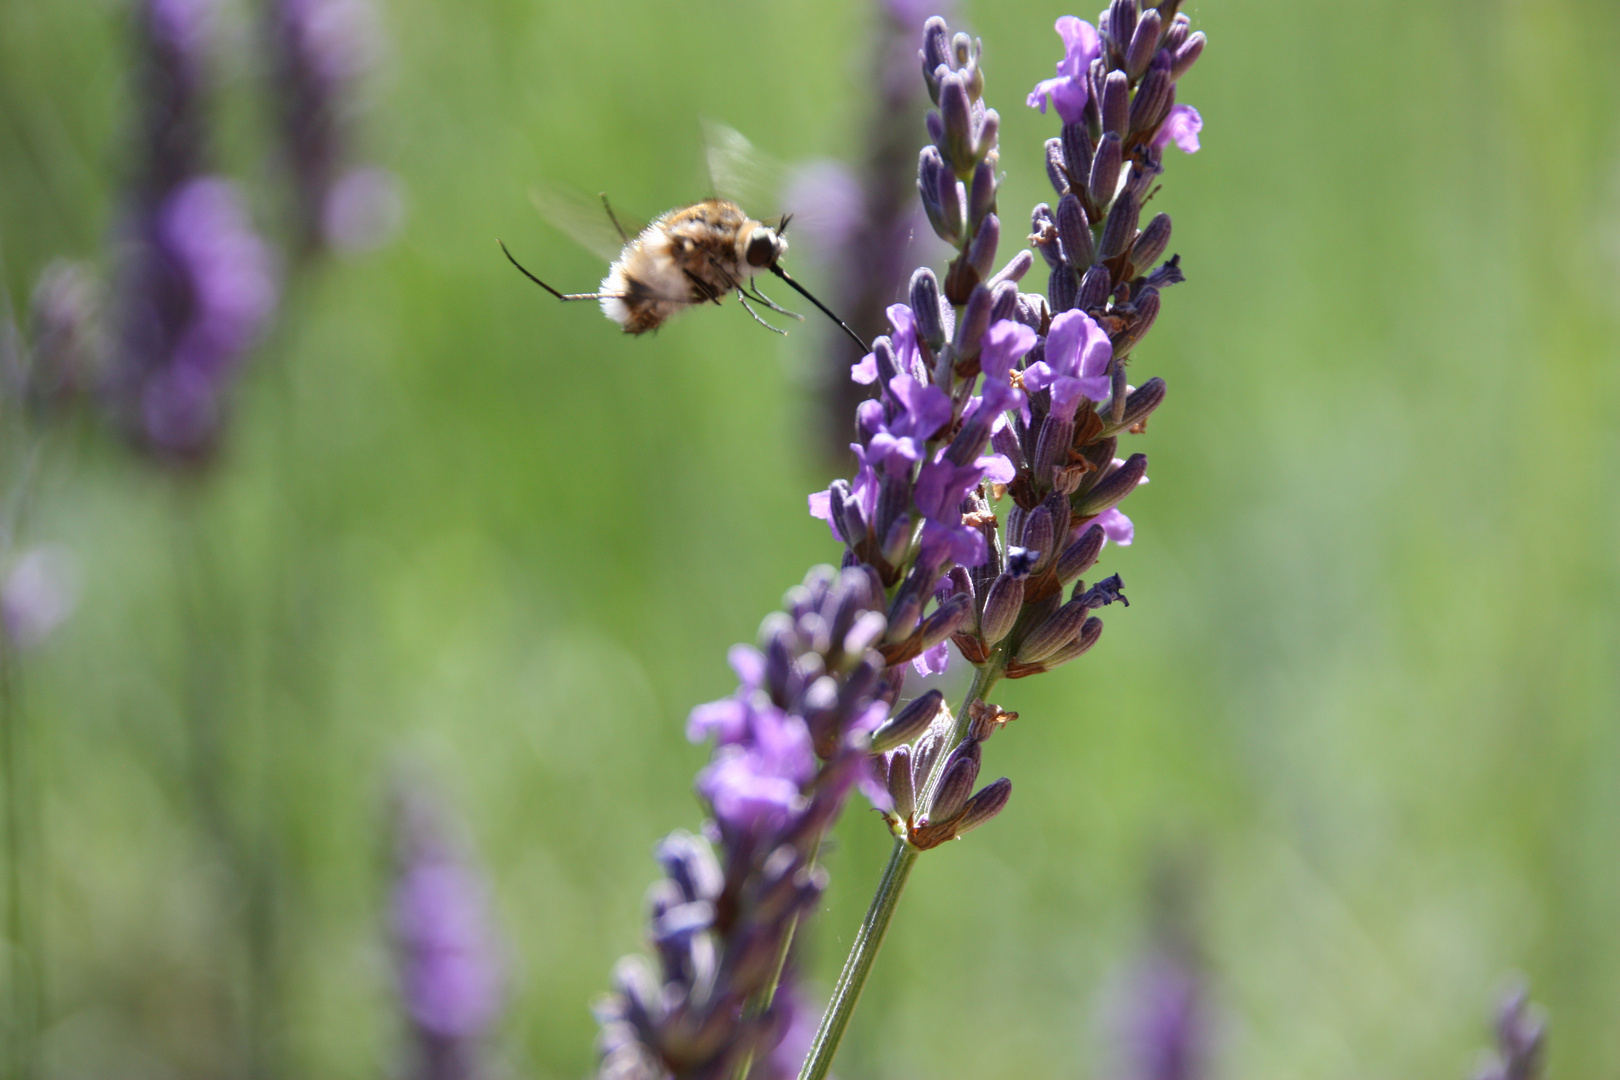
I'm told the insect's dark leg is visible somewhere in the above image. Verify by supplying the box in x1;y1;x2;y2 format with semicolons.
599;194;631;244
737;292;788;335
498;240;621;300
682;268;726;306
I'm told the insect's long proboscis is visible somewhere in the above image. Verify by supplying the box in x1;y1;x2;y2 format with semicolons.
769;264;869;353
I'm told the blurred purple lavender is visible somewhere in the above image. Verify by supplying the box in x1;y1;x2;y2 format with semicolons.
267;0;400;257
107;0;278;464
793;0;955;464
1116;943;1204;1080
594;567;904;1080
392;786;506;1080
1472;982;1546;1080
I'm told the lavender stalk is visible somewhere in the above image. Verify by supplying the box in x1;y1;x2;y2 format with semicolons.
798;8;1205;1077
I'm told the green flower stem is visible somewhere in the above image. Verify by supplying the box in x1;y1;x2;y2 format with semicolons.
796;650;1007;1080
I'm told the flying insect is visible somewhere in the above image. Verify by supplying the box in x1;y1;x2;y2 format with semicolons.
499;195;866;351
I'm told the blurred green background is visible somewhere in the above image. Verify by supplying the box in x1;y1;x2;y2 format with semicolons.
2;0;1618;1078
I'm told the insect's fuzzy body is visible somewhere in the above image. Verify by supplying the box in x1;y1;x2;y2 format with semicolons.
601;199;779;334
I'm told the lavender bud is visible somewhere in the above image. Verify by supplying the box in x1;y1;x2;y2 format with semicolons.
872;691;944;754
1099;190;1140;261
978;573;1025;646
1015;598;1091;664
1125;9;1163;78
1088;133;1123;208
1101;71;1131;138
978;109;1000;157
909;269;946;352
937;169;967;245
928;742;982;821
1162;13;1190;53
884;582;925;644
953;283;993;360
938;72;973;170
1111;286;1161;357
827;479;866;547
1172;32;1206;81
1129;52;1174;136
1045;138;1069;195
1075;453;1148;518
1055;193;1095;272
841;610;887;666
1042;489;1073;539
1077;263;1113;310
989;250;1035;287
925;106;946;148
1034;414;1077;481
969;159;997;232
1103;376;1167;435
1035;616;1104;669
1055;524;1107;584
1130;213;1172;274
918;592;972;649
1061;122;1094;190
955;778;1012;835
886;746;916;817
966;213;1000;279
991;417;1025;468
1015;291;1050;330
1019;508;1055;574
1048;265;1078;313
989;279;1019;324
920;17;951;103
871;335;901;386
918;147;954;243
1107;0;1139;55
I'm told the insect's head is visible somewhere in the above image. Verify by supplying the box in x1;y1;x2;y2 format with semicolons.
743;220;788;270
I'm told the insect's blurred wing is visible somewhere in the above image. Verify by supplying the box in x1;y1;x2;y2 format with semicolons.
702;120;865;262
529;182;643;263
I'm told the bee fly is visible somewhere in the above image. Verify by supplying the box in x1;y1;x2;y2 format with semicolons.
499;196;867;350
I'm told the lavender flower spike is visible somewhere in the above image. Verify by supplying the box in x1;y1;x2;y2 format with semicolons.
595;567;900;1080
1472;982;1546;1080
392;786;506;1080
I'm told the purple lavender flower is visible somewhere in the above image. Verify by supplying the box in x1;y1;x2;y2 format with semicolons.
392;787;505;1080
107;0;279;463
594;567;900;1080
267;0;396;256
1151;104;1202;154
1027;16;1103;124
1119;951;1204;1080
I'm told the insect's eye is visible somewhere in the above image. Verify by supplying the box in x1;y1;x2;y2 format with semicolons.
745;232;778;268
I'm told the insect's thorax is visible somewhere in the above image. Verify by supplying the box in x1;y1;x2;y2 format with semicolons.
659;200;756;301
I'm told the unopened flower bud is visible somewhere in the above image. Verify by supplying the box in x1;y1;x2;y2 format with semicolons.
919;592;971;649
1055;524;1107;584
1129;52;1174;135
1019;508;1055;573
1162;13;1190;53
1015;598;1090;664
884;584;925;644
938;170;967;244
842;609;888;661
1045;138;1069;195
939;72;976;171
920;17;951;103
989;250;1034;287
953;283;993;360
1107;0;1138;55
967;213;1000;279
886;746;915;817
1089;133;1123;208
1101;70;1130;138
1099;190;1140;260
1055;193;1095;271
928;741;981;821
1034;413;1076;481
1125;9;1162;78
1077;263;1112;310
955;777;1012;835
978;573;1024;646
872;690;944;754
918;147;954;243
1074;453;1148;518
1049;264;1078;313
1172;31;1205;81
1034;616;1104;669
1031;203;1061;268
1130;212;1172;275
1102;375;1166;435
969;159;997;233
1061;121;1094;191
909;269;946;352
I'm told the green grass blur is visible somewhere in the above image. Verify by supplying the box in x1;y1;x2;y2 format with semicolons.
2;0;1618;1078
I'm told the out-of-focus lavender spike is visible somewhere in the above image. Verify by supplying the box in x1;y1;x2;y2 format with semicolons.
268;0;398;256
392;785;506;1080
813;0;959;464
23;261;101;416
1473;982;1546;1080
107;0;279;464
